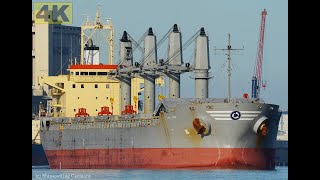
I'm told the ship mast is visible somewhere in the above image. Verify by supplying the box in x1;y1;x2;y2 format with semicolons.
215;34;244;102
227;33;231;101
80;6;114;64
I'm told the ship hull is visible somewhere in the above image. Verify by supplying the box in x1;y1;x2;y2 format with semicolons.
41;100;281;170
45;148;275;169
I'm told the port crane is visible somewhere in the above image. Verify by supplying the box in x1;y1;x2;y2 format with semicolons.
252;9;267;99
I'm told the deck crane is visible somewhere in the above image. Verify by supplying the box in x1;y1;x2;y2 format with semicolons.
252;9;267;99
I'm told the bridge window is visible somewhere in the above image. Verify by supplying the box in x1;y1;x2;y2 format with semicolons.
89;72;96;75
75;72;79;75
80;72;88;75
95;84;98;88
72;84;76;88
106;84;109;88
81;84;84;88
97;72;108;75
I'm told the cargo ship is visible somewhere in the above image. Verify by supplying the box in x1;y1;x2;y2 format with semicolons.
39;9;281;170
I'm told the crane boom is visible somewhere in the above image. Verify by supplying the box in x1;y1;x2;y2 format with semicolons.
252;9;267;99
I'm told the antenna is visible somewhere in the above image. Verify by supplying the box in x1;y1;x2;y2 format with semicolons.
70;35;72;62
95;5;101;25
215;33;244;102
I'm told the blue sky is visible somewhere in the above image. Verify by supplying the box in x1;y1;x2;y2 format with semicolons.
32;0;288;110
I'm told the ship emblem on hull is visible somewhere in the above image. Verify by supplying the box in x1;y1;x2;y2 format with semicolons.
206;111;261;120
230;111;241;120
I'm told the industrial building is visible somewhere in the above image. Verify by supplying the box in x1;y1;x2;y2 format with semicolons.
277;111;288;140
276;111;288;166
32;11;81;114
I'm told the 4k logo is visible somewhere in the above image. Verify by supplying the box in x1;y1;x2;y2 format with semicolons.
34;2;72;24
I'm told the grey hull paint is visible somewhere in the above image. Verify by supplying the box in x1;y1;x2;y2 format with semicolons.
40;99;281;151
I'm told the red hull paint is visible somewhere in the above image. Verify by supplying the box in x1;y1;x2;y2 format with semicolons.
45;148;275;170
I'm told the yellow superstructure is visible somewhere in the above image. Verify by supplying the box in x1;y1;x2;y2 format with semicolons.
39;64;164;117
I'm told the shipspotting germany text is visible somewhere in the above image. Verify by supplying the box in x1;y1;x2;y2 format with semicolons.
34;173;91;179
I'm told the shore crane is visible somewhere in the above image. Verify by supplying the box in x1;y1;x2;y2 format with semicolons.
252;9;267;99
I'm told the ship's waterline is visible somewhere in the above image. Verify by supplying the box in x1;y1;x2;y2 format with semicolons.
45;148;275;170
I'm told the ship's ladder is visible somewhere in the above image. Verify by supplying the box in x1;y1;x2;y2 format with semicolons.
32;130;40;144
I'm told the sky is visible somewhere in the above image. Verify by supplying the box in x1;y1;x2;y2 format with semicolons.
32;0;288;110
